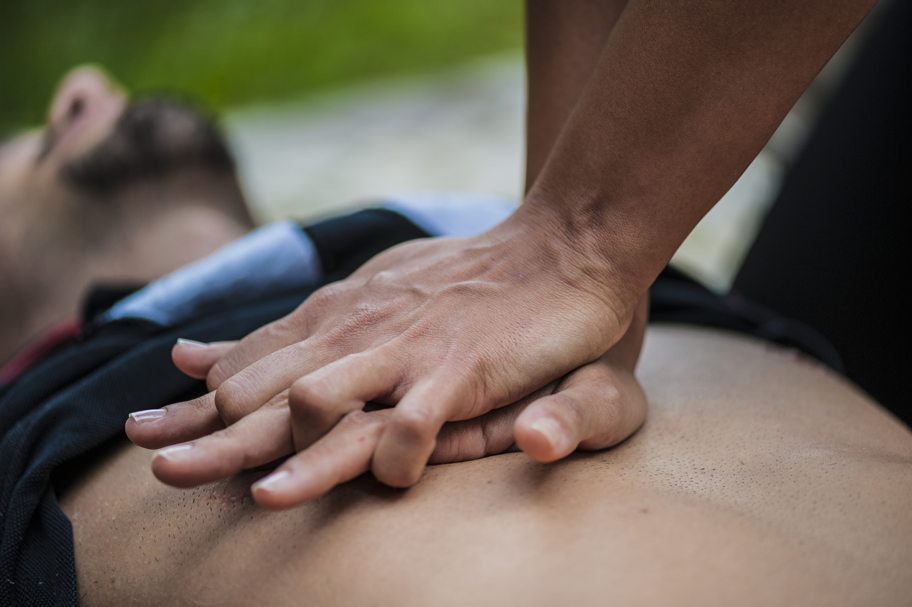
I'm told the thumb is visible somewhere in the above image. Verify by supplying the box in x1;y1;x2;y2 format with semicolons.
513;359;647;463
171;339;238;379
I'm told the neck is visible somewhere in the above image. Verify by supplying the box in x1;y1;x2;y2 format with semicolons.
0;195;250;366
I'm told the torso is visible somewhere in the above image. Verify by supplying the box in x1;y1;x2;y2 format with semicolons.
60;326;912;606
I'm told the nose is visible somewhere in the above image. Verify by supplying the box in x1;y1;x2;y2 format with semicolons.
47;65;126;142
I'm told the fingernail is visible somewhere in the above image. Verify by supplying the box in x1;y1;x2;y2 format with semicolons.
154;444;193;461
129;409;166;424
176;338;209;349
252;470;291;493
529;417;564;451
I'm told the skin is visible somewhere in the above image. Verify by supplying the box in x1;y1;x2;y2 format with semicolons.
64;327;912;606
126;0;644;498
0;66;252;366
524;0;630;193
14;11;902;603
129;0;880;505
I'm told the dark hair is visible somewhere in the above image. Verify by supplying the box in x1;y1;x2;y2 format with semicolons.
63;97;237;195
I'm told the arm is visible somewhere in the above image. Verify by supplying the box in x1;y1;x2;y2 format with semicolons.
524;0;630;191
127;0;876;505
522;0;877;299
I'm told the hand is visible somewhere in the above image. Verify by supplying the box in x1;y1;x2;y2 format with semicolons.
128;214;642;487
127;295;647;508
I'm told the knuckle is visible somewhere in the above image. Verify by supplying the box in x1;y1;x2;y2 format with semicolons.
208;358;242;391
548;393;586;435
205;429;249;469
304;283;347;314
260;316;298;343
338;409;379;430
185;392;216;415
392;407;436;440
214;379;251;424
576;366;623;408
340;303;398;336
288;378;334;421
479;414;504;456
263;389;290;410
365;269;395;286
207;360;232;389
209;322;287;384
598;381;623;408
280;309;312;337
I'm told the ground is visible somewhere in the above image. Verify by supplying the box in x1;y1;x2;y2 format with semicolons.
225;42;864;291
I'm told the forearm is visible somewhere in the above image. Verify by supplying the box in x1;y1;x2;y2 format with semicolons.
524;0;630;191
520;0;877;299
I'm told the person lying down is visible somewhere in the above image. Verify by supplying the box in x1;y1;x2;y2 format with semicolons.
1;67;910;607
65;326;912;606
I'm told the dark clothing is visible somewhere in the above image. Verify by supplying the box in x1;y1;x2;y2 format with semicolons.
0;288;309;607
650;266;843;371
734;0;912;426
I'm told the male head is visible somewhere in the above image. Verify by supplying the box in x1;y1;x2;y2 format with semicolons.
0;66;255;363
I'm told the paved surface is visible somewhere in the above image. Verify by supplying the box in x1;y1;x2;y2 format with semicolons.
225;56;524;223
225;33;864;291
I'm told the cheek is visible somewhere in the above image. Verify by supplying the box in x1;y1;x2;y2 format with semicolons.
0;135;43;218
0;186;27;250
0;170;71;265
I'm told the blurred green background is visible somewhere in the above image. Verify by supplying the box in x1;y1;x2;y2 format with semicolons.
0;0;523;134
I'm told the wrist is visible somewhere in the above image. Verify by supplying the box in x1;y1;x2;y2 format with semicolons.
510;187;659;305
489;195;644;323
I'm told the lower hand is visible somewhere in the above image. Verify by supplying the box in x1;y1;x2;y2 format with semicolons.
126;294;648;508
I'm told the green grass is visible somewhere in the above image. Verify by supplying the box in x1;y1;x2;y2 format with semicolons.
0;0;522;133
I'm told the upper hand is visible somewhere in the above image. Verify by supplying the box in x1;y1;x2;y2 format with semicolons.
128;216;641;488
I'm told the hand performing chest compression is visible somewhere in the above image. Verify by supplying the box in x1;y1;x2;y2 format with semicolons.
125;221;650;508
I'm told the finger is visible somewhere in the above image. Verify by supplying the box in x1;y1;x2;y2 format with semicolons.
429;404;521;463
252;409;393;510
171;339;238;379
126;391;224;450
288;351;402;451
514;361;647;463
372;374;470;487
429;381;559;463
206;318;304;389
150;392;295;489
603;291;649;371
213;338;346;425
205;282;351;389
